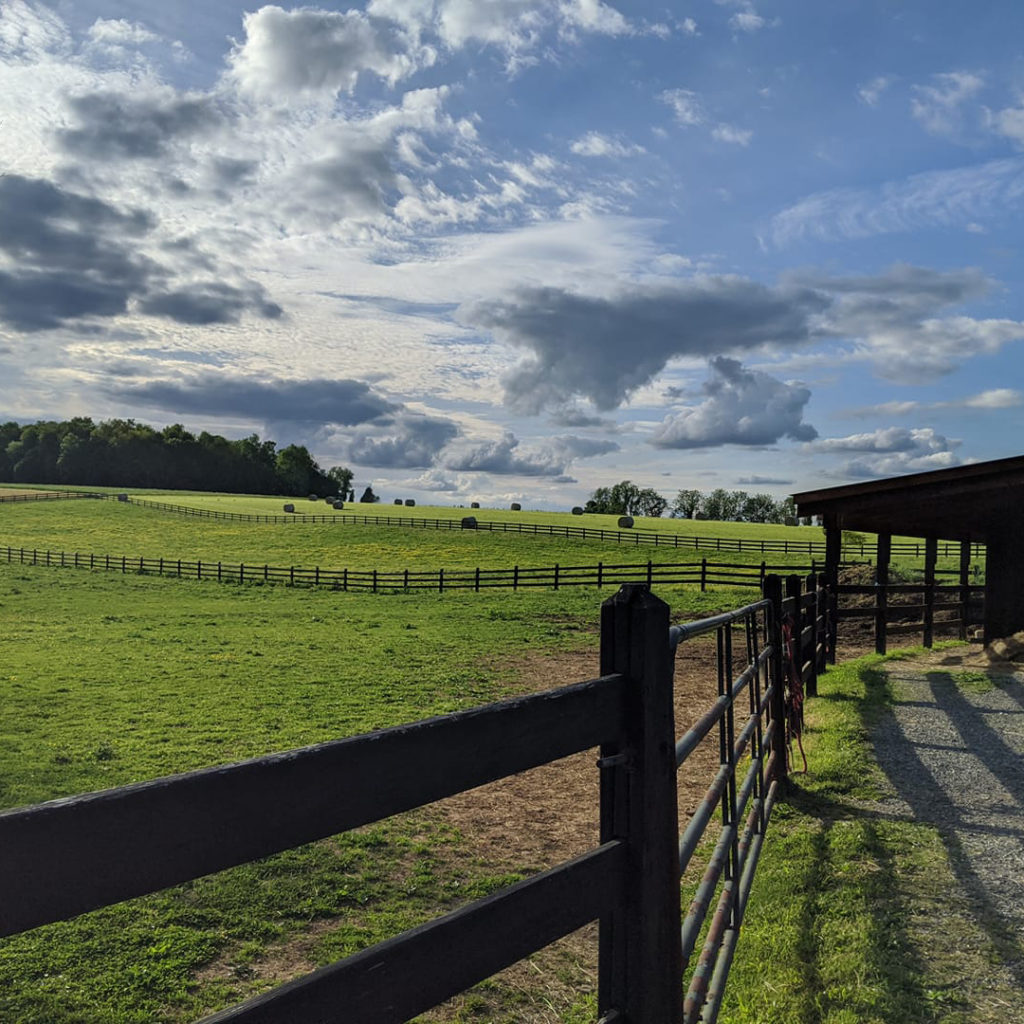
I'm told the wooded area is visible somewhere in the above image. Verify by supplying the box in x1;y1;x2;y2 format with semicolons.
0;418;348;497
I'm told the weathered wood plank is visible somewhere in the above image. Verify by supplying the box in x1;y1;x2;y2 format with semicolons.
199;842;626;1024
0;675;627;937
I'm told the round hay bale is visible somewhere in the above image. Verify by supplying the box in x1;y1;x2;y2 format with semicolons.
618;515;634;529
405;499;416;507
283;503;295;513
461;516;478;529
394;498;403;505
470;501;480;509
117;493;128;502
308;493;318;501
333;500;345;510
571;506;584;515
510;502;522;511
325;496;336;505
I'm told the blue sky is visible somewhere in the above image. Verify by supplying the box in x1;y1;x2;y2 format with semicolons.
2;0;1023;507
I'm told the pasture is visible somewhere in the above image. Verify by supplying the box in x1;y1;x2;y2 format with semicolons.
0;490;989;1021
0;493;745;1023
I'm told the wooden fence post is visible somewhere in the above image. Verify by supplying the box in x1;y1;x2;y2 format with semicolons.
804;573;818;698
598;584;682;1024
875;534;890;655
762;575;788;791
786;575;803;705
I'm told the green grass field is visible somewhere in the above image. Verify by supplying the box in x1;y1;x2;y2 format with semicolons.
0;489;991;1022
0;497;826;575
0;503;741;1024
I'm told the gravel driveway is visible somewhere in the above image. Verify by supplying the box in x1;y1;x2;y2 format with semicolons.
870;646;1024;1013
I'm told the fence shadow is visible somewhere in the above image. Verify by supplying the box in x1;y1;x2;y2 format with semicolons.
870;666;1024;987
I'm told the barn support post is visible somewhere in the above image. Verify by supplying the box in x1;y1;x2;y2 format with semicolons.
983;511;1024;642
875;533;891;655
598;585;682;1024
958;540;972;641
823;515;841;664
923;537;938;648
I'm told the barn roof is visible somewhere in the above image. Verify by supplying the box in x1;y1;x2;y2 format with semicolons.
791;454;1024;543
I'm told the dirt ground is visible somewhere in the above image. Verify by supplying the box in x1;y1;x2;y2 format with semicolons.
417;640;726;1022
200;640;729;1022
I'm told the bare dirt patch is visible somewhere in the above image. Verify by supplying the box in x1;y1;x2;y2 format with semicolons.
417;642;724;1022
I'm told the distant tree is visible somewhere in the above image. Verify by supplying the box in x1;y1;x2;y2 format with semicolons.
739;493;782;524
359;485;379;503
328;465;354;498
700;488;746;522
633;488;668;518
670;488;703;519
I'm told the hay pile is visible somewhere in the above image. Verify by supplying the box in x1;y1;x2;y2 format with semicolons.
987;632;1024;663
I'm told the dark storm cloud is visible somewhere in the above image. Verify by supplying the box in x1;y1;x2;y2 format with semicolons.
461;279;829;413
139;282;283;325
346;413;460;468
58;91;221;160
107;374;397;426
0;175;154;330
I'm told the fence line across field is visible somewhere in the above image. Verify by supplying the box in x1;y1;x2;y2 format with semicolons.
1;490;987;560
0;579;824;1023
1;544;834;593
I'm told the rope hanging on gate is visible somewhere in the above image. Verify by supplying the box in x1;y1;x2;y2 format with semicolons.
781;615;808;774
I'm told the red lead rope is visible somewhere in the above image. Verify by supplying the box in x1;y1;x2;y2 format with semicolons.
781;616;808;774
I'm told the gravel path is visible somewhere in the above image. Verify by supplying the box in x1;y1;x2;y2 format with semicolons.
870;647;1024;1007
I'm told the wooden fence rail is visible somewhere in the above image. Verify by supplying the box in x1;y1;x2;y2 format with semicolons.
0;490;104;503
0;581;813;1022
837;582;986;652
1;542;843;594
6;492;973;559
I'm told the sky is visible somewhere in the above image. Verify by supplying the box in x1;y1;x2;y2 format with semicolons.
2;0;1024;509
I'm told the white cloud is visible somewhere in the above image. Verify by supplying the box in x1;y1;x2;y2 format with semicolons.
0;0;70;60
910;70;984;138
731;11;765;32
813;427;962;479
570;131;645;157
711;123;752;146
226;5;432;101
661;88;704;126
769;157;1024;246
86;18;158;47
559;0;632;37
990;98;1024;145
857;75;893;106
651;357;816;448
964;388;1022;408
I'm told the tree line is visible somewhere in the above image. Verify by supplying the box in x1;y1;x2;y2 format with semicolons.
0;418;363;498
585;480;799;524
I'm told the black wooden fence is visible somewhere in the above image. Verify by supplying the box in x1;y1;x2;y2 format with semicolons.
121;496;985;558
0;543;826;593
4;489;984;559
837;581;985;653
0;490;103;503
0;578;827;1023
